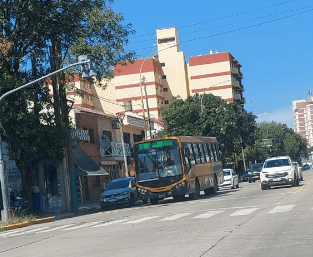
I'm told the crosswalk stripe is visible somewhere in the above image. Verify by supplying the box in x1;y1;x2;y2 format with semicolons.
269;205;295;213
125;216;159;224
93;219;129;227
159;213;192;221
63;222;100;231
5;227;50;237
192;210;224;219
230;208;258;216
36;224;75;233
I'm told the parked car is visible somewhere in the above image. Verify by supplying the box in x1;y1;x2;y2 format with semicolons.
260;156;299;190
294;162;303;181
100;177;137;210
241;170;250;182
221;169;239;189
302;163;310;170
248;163;264;183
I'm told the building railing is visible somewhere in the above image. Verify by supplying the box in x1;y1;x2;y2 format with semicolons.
100;142;131;158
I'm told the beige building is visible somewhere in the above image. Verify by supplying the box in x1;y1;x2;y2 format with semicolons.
293;96;313;147
113;27;245;125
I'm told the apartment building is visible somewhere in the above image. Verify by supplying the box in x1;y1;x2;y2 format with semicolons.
188;51;244;104
113;27;245;122
293;96;313;147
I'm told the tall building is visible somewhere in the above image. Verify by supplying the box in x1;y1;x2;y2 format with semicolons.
113;27;245;122
293;95;313;147
188;51;244;104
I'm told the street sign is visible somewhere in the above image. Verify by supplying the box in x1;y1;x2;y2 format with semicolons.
1;141;9;161
262;139;272;147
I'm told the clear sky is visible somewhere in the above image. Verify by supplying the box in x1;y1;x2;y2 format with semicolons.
112;0;313;129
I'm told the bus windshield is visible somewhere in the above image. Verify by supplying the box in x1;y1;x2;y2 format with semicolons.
135;139;182;182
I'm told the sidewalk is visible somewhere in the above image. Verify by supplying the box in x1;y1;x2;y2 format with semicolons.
1;201;102;231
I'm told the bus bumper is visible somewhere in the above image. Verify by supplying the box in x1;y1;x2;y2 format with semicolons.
138;186;189;201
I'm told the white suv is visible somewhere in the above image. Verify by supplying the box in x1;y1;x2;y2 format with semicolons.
260;156;299;190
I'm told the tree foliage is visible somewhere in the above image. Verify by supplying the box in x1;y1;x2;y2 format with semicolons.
245;122;308;164
160;94;257;163
0;0;135;194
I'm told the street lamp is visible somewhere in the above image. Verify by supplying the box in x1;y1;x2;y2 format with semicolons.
0;56;96;222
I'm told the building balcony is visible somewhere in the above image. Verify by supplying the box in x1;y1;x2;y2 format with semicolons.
100;142;131;159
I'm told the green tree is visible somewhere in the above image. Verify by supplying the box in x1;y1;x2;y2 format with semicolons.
160;94;257;164
0;0;135;199
253;122;308;163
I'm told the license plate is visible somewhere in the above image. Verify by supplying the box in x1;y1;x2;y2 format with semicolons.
272;178;281;182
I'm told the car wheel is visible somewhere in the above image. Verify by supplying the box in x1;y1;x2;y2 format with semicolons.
300;175;303;181
231;181;236;189
292;175;298;187
248;178;252;183
206;176;218;195
236;182;239;188
142;199;148;204
128;194;135;207
261;184;266;190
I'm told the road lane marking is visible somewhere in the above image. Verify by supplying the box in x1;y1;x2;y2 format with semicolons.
93;219;129;227
192;210;224;219
36;224;75;233
230;208;259;216
4;227;50;237
62;222;100;231
269;205;295;213
159;213;192;221
125;216;159;224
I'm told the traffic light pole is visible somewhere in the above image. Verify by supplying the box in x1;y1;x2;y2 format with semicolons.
0;57;94;222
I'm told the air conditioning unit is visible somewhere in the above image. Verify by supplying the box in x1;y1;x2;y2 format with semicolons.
112;122;120;129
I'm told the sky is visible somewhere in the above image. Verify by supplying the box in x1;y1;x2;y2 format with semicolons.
112;0;313;129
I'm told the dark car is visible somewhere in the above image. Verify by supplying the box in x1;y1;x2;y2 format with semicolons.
248;163;264;183
302;164;310;170
241;170;250;182
100;177;137;210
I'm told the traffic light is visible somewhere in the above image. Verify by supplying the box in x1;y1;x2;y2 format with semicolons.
78;55;98;78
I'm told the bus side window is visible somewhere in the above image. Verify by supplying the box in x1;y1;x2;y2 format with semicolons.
211;143;218;161
192;143;201;164
187;143;196;165
182;143;191;173
215;143;221;161
198;143;206;163
203;143;211;162
208;143;215;161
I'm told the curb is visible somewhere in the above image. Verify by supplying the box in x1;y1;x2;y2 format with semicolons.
1;217;55;231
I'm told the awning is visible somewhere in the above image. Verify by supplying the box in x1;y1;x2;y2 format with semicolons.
72;146;109;176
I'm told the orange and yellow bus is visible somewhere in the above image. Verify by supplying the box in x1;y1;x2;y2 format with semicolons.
134;136;223;204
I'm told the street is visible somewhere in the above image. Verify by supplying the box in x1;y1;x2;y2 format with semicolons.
1;169;313;257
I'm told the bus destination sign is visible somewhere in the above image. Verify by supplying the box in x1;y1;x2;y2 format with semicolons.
138;140;173;150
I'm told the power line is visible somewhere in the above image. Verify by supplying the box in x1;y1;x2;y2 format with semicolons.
129;0;296;39
131;7;313;52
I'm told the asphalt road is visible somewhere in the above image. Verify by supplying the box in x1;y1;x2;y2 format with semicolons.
1;169;313;257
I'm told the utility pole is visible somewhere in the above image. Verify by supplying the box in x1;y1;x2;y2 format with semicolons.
0;130;9;221
117;114;128;177
142;76;152;139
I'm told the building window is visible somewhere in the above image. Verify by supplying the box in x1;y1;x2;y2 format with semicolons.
123;132;131;144
164;100;169;105
161;62;165;67
123;101;132;111
163;88;168;92
133;134;142;143
89;128;95;144
162;75;167;79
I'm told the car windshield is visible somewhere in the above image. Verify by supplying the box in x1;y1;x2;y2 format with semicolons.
250;163;263;171
106;180;130;190
223;170;231;176
264;159;291;168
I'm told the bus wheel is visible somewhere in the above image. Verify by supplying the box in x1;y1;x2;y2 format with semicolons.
210;177;218;194
150;199;159;205
190;180;200;200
